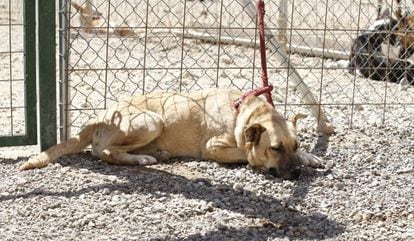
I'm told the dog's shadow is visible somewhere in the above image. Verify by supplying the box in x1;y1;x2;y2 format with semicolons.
313;133;330;155
2;152;344;240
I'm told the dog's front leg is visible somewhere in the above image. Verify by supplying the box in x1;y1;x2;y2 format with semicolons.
297;150;324;168
202;135;246;164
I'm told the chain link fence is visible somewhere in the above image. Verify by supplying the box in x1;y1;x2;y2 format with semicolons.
59;0;414;139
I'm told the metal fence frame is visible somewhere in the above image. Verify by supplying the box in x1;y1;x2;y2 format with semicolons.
58;0;414;140
0;0;56;150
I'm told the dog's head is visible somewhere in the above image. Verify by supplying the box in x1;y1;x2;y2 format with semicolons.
237;96;304;180
71;2;104;28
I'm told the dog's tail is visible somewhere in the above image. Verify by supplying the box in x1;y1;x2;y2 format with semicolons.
19;123;98;170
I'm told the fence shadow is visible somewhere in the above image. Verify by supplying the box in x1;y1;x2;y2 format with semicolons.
1;156;344;240
0;157;28;165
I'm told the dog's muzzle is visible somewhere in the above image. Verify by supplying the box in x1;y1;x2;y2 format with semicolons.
268;166;301;180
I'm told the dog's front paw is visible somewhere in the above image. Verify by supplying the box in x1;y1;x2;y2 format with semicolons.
137;155;158;165
297;150;324;169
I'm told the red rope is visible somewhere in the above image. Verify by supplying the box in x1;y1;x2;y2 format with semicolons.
234;0;274;110
233;85;273;110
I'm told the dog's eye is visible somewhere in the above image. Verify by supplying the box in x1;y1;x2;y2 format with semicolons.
271;145;283;152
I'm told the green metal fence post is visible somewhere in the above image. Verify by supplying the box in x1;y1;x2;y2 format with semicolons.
38;0;57;150
24;0;37;145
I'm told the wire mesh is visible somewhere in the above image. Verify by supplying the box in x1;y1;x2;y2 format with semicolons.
0;0;25;137
59;0;414;139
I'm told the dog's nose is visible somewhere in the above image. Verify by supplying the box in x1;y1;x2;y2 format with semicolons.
268;167;279;177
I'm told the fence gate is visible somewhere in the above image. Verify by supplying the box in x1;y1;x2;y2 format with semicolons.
0;0;36;147
0;0;56;150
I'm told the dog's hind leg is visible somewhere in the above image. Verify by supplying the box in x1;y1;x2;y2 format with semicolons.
99;149;158;166
20;124;98;170
93;110;164;166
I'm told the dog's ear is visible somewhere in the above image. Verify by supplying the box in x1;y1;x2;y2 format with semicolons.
71;2;83;12
395;10;409;27
378;8;391;20
289;113;308;129
244;124;266;149
110;111;123;127
395;10;403;21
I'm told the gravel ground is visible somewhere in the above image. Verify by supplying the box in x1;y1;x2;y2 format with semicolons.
1;122;413;240
1;0;414;240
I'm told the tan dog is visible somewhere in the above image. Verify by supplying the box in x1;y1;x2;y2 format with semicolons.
20;89;322;180
71;2;105;34
71;1;136;37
